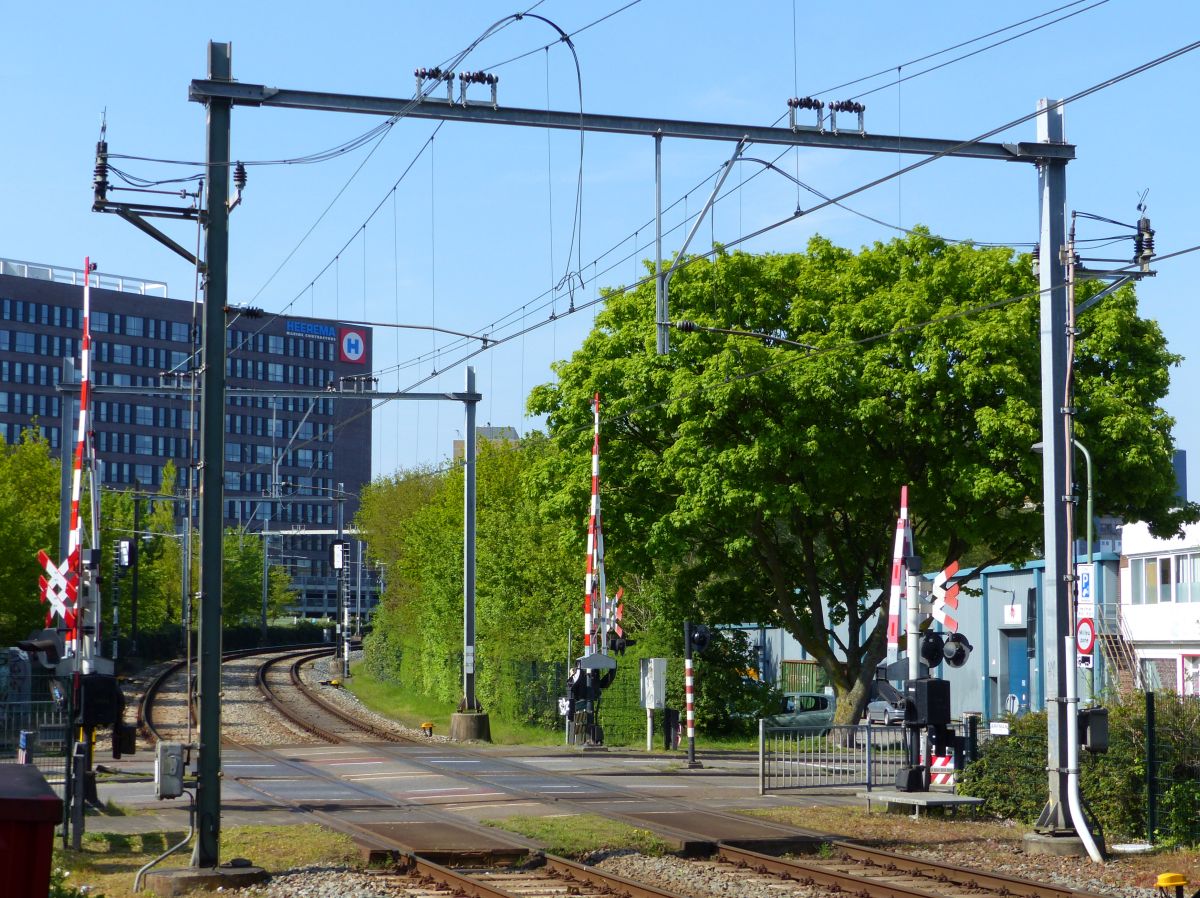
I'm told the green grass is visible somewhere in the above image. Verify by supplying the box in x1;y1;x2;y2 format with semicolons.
53;824;359;898
344;663;565;746
345;663;770;749
483;814;674;858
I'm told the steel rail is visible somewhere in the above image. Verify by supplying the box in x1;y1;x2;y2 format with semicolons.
284;651;413;743
254;648;348;743
717;843;1114;898
250;645;410;745
541;853;690;898
717;842;948;898
829;840;1113;898
403;854;523;898
139;643;326;742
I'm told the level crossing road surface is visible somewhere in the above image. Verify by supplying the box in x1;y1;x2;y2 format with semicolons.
89;742;863;852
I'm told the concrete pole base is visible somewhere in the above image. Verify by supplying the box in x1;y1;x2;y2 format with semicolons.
1022;830;1105;858
142;864;268;896
449;711;492;742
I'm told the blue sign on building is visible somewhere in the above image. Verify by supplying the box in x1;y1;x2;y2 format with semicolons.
286;320;337;340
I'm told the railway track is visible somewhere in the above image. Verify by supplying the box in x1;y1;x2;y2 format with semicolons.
140;650;1116;898
691;842;1111;898
386;853;694;898
259;841;1117;898
138;643;337;744
254;646;415;744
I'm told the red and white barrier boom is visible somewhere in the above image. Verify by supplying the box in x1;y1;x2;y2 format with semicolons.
37;256;100;666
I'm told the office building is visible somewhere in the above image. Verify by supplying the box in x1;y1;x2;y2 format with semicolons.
0;256;379;621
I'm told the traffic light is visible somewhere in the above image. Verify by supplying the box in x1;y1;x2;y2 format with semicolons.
919;631;973;669
608;631;636;656
18;633;62;670
942;633;972;668
686;623;711;656
112;723;137;759
919;631;944;668
76;673;125;728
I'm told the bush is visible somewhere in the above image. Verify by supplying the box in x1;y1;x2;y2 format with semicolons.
957;710;1048;823
959;692;1200;847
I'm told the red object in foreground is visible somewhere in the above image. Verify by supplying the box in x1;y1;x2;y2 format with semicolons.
0;764;63;897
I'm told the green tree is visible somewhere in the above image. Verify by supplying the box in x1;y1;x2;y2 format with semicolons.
529;231;1193;723
0;429;62;644
221;529;293;627
358;437;586;706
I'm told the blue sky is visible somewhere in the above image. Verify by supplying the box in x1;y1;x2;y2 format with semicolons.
3;1;1199;491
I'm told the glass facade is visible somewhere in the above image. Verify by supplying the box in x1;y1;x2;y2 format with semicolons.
0;264;377;618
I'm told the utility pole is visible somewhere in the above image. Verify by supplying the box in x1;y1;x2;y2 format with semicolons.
462;367;478;712
192;39;231;870
260;504;270;640
1033;98;1073;839
336;482;348;679
355;539;363;637
131;490;140;655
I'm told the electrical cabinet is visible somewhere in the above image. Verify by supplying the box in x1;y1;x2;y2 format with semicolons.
155;742;184;799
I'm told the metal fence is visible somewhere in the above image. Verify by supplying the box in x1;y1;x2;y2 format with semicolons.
759;723;908;793
0;701;69;797
1145;691;1200;847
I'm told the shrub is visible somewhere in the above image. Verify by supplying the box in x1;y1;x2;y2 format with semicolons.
959;692;1200;847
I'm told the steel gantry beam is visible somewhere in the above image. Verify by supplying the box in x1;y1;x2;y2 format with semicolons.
188;79;1075;163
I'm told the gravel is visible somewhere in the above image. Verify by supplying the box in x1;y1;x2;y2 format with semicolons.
215;834;1183;898
224;866;408;897
305;653;452;743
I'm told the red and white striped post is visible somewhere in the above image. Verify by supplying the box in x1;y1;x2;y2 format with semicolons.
583;393;602;657
66;257;95;660
685;621;701;768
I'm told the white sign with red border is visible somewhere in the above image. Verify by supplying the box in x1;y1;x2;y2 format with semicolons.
1076;617;1096;655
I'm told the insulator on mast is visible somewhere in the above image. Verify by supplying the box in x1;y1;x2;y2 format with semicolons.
92;141;109;210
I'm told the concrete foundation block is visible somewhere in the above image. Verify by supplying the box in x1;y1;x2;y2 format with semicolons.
142;863;269;896
450;711;492;742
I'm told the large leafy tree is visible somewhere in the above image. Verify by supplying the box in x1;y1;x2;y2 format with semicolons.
529;231;1193;722
222;529;294;627
357;437;584;703
0;429;62;644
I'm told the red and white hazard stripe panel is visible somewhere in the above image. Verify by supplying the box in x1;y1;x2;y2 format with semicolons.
923;754;956;785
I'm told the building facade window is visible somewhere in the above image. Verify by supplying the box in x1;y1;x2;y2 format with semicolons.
1131;553;1200;604
1184;655;1200;697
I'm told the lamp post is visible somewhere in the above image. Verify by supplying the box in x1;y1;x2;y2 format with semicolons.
1033;437;1097;700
